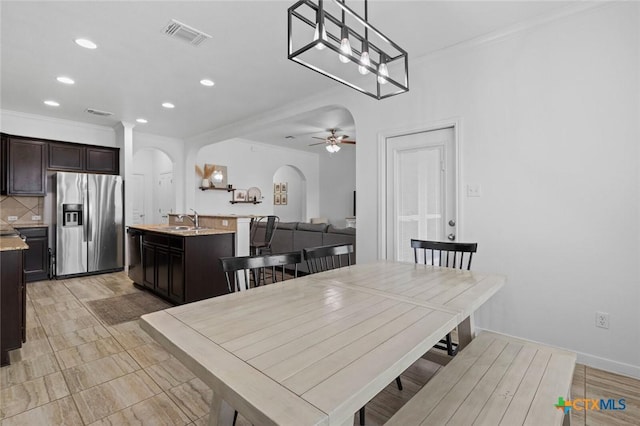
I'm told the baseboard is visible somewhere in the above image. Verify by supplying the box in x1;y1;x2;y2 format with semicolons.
475;327;640;380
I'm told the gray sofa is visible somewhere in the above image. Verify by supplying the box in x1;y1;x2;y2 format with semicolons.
257;222;356;274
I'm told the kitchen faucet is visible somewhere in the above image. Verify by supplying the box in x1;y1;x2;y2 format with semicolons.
178;209;199;228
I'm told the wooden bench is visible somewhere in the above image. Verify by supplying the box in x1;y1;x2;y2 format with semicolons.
386;331;576;426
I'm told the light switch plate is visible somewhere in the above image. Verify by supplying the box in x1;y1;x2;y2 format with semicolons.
32;215;42;221
467;184;482;197
7;216;18;222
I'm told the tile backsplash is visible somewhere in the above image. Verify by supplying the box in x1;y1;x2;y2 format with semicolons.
0;196;44;226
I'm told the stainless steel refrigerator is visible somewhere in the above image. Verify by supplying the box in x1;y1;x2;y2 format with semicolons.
54;172;124;277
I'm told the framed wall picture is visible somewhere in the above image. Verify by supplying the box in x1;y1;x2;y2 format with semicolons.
233;189;247;202
274;183;281;193
281;194;287;205
274;193;281;205
281;182;288;193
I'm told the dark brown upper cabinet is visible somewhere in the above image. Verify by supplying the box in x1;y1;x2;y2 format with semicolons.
86;147;119;174
48;142;85;171
5;137;47;196
2;134;119;191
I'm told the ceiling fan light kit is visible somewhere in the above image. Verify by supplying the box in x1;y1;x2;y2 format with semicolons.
309;128;356;153
288;0;409;100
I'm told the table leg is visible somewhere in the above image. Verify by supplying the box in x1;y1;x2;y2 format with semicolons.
457;316;473;350
208;391;236;426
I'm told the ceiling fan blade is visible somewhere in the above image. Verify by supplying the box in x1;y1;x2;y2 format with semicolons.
309;142;326;146
311;137;326;140
341;141;356;144
337;135;349;140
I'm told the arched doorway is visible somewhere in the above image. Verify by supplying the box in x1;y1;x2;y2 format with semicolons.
132;148;174;224
273;165;306;222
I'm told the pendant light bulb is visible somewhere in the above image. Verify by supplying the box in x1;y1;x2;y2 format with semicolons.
313;21;328;50
339;26;352;63
358;44;371;75
378;56;389;84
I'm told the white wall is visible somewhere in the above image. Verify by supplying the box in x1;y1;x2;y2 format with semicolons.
194;139;320;218
343;3;637;377
273;165;306;222
0;109;115;146
318;147;356;227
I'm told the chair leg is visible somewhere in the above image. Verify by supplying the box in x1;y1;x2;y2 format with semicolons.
395;376;403;391
233;410;238;426
445;332;458;356
359;406;365;425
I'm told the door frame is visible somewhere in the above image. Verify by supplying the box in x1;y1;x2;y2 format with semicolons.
377;118;463;259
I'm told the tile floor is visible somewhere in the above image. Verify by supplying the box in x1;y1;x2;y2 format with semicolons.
1;272;638;425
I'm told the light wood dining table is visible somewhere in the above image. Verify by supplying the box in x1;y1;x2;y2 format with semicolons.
140;260;506;426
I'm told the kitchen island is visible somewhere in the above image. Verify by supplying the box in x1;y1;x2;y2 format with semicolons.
0;232;28;366
127;225;234;305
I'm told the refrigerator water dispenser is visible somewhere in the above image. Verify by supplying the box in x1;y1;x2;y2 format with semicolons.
62;204;83;227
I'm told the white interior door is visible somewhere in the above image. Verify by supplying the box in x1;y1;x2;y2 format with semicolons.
386;127;456;262
132;174;145;225
157;172;173;224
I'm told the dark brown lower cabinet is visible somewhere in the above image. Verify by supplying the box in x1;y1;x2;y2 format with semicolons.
16;227;49;282
137;231;233;304
1;249;26;366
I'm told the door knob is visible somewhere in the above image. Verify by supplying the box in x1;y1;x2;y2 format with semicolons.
448;233;456;241
448;220;456;227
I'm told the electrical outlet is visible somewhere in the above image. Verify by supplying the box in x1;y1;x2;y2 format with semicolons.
467;184;482;197
7;216;18;222
222;220;228;226
32;215;42;221
175;216;184;223
596;311;610;329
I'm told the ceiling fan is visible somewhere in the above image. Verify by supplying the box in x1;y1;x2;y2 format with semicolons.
309;129;356;153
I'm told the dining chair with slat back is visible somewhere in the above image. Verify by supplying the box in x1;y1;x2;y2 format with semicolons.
303;242;397;426
411;239;478;356
250;215;280;255
219;251;302;293
303;243;354;273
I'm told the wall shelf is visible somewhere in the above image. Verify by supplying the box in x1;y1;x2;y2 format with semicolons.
229;200;262;205
199;186;234;192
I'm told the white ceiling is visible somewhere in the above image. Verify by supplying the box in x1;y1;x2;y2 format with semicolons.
1;1;574;147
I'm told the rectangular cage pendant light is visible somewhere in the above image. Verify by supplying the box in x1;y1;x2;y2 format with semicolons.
288;0;409;100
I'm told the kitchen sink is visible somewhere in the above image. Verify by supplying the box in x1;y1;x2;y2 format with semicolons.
159;225;211;232
162;226;192;231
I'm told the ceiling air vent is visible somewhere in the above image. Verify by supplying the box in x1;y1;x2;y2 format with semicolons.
86;108;113;117
163;19;211;47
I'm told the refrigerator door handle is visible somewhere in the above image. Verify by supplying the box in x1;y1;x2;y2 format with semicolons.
82;191;89;243
86;193;92;242
82;190;89;242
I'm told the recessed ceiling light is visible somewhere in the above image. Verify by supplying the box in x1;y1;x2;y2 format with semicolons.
136;118;148;124
75;38;97;49
200;79;215;87
162;102;175;109
44;100;60;107
56;76;75;85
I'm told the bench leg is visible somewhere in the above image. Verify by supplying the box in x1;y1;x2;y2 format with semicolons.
208;391;236;426
457;316;473;350
563;411;571;426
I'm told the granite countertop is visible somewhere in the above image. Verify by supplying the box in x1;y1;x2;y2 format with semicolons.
129;224;235;237
0;235;29;251
12;223;48;229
